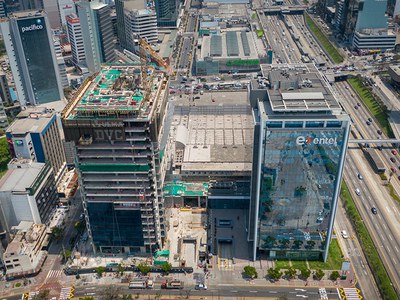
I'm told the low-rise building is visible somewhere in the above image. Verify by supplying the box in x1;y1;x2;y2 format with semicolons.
195;30;260;75
0;159;58;235
3;221;48;279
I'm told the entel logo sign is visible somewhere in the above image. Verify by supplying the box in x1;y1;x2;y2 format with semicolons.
296;136;337;146
21;19;43;33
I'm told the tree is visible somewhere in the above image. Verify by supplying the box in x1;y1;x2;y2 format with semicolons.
121;295;133;300
306;240;316;249
51;226;64;241
137;262;151;275
32;290;50;300
279;239;290;249
117;263;125;276
243;265;258;279
161;262;172;275
79;297;94;300
99;285;122;300
61;249;72;262
284;267;297;280
314;269;325;280
75;220;86;234
96;266;105;277
299;267;311;279
330;271;341;281
267;267;282;281
293;240;303;249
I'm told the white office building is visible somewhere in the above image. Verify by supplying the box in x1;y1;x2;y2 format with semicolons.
124;1;158;49
66;14;87;66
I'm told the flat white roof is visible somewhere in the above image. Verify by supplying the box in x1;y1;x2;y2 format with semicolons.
282;92;324;100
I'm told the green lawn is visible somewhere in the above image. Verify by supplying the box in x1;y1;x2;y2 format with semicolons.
275;239;343;271
0;138;10;179
305;14;343;64
348;77;394;137
308;238;343;270
341;181;397;300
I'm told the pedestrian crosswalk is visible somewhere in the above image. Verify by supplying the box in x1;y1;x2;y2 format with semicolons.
59;286;74;300
45;270;63;282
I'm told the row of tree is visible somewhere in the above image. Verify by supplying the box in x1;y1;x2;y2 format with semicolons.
94;262;173;278
243;265;341;281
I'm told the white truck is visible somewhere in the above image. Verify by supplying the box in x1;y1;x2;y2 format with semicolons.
129;280;151;289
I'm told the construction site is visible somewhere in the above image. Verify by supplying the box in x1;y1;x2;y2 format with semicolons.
61;58;171;254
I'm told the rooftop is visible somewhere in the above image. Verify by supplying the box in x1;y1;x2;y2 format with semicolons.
257;64;341;114
124;0;147;11
6;10;45;20
200;31;258;60
6;222;47;255
170;91;253;172
7;107;56;135
63;64;166;120
0;160;46;193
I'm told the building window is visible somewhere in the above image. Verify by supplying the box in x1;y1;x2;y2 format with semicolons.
305;121;324;128
284;121;303;128
266;121;283;128
326;121;342;128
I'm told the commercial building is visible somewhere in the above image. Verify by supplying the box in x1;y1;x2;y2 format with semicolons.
0;159;58;233
195;30;260;75
0;11;64;105
124;1;158;47
351;0;396;50
0;0;7;18
77;0;115;74
62;64;169;255
0;71;13;106
0;100;8;131
66;14;87;66
115;0;135;49
58;0;76;27
6;106;67;181
54;37;69;87
164;90;253;210
352;30;396;50
248;64;350;261
154;0;180;27
3;221;48;279
388;64;400;87
18;0;43;11
42;0;62;29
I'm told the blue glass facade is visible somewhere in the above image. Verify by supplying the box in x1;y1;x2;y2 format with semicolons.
17;17;62;104
87;202;145;253
253;120;349;260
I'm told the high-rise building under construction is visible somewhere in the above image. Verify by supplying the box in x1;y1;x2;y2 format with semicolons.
62;64;169;255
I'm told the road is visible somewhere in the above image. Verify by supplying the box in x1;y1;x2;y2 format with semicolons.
72;284;342;300
334;82;400;293
334;198;381;299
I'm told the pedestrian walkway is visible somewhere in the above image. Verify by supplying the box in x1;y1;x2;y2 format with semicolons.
59;286;74;300
45;270;63;282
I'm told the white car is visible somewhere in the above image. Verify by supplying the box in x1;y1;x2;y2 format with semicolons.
341;230;349;239
355;188;361;196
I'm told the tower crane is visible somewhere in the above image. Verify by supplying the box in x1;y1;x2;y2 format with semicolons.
138;38;174;108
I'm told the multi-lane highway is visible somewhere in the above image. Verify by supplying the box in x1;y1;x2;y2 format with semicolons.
335;81;400;293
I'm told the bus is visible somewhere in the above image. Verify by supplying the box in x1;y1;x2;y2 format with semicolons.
363;149;385;174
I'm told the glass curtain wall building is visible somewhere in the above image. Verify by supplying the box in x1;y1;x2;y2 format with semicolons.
0;11;64;105
154;0;179;27
248;64;350;262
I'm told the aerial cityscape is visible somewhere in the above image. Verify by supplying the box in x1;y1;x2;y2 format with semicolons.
0;0;399;299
